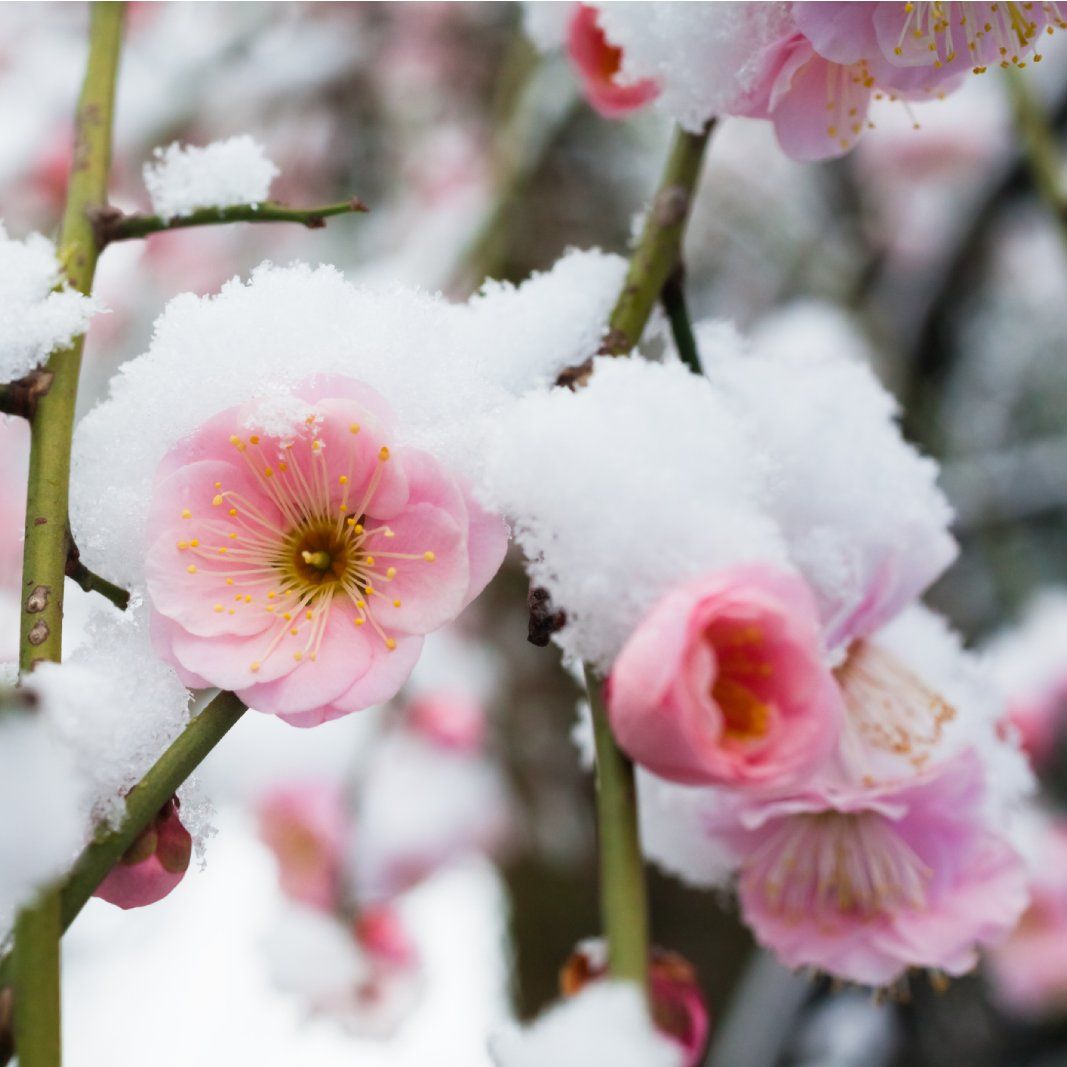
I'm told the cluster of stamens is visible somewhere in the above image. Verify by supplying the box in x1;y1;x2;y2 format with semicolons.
749;811;932;922
175;417;435;674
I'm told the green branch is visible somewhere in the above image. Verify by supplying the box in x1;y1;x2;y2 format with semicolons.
585;666;649;987
14;5;124;1060
1005;67;1067;253
600;123;713;357
95;197;368;246
661;266;703;374
0;692;247;996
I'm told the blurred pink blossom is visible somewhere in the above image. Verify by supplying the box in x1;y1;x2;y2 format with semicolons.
606;565;843;788
146;375;507;725
94;798;192;910
407;691;486;752
258;781;347;911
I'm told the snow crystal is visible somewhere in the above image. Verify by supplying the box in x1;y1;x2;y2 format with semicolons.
480;355;787;670
595;2;792;132
490;982;683;1067
32;604;194;829
0;222;101;383
143;136;280;222
0;707;85;928
700;304;957;652
71;250;624;591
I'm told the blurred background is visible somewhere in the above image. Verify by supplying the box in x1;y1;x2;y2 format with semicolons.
4;3;1067;1065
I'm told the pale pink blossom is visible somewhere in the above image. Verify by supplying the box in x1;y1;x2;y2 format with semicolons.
146;375;508;726
988;820;1067;1017
566;4;660;119
406;691;486;752
257;781;347;911
606;565;843;788
94;798;192;910
722;751;1028;987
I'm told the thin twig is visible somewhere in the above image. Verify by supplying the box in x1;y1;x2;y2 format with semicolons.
0;692;247;996
93;197;368;247
13;5;124;1062
661;265;703;374
64;556;129;611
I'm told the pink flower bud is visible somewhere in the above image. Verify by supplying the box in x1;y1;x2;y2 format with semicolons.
406;692;486;752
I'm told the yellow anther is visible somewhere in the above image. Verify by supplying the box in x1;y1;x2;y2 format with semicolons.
384;528;395;538
311;440;322;452
177;541;189;551
181;508;192;519
290;627;298;636
187;564;198;574
214;482;222;489
267;591;277;599
365;584;375;595
385;638;397;651
264;468;273;478
278;462;288;473
392;599;402;608
354;524;364;534
235;594;243;601
378;446;390;461
212;495;223;506
356;600;366;609
226;578;234;586
214;604;223;613
339;504;348;513
305;610;313;620
366;556;375;566
349;423;360;434
228;608;235;615
293;651;303;661
386;567;396;579
355;618;365;626
423;551;435;562
190;539;199;548
244;595;252;603
338;475;348;485
249;435;260;445
217;547;227;555
250;661;261;673
283;612;292;620
228;508;237;516
229;532;238;540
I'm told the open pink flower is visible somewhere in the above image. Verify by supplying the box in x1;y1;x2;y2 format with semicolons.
722;751;1028;987
94;798;192;910
607;565;843;788
566;4;660;119
146;375;507;726
258;781;348;911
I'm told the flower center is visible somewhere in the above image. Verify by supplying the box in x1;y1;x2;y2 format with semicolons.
746;810;932;922
707;620;774;743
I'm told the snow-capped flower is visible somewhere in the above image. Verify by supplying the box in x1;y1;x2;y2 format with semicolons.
561;941;710;1067
724;750;1028;987
566;4;660;118
146;375;507;726
490;981;684;1067
257;781;347;911
607;565;843;788
93;797;192;910
988;819;1067;1018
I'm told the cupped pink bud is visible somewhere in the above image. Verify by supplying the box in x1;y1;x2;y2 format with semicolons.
355;904;418;970
561;942;710;1067
566;4;660;119
406;692;486;752
607;565;843;789
94;797;192;910
257;781;347;911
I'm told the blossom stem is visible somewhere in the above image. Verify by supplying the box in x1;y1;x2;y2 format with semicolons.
95;197;368;246
661;266;703;373
600;123;713;356
585;666;649;988
12;5;123;1063
0;692;247;996
1005;67;1067;253
64;556;129;611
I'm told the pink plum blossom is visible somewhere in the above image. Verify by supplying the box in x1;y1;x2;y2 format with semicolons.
257;781;348;911
988;820;1067;1018
566;4;660;119
561;941;710;1067
721;751;1028;987
94;797;192;910
146;375;508;726
606;565;844;788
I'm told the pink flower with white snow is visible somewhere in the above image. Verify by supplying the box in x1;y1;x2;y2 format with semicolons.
258;781;348;911
94;797;192;910
723;750;1028;987
607;565;843;788
146;375;508;726
566;4;660;119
